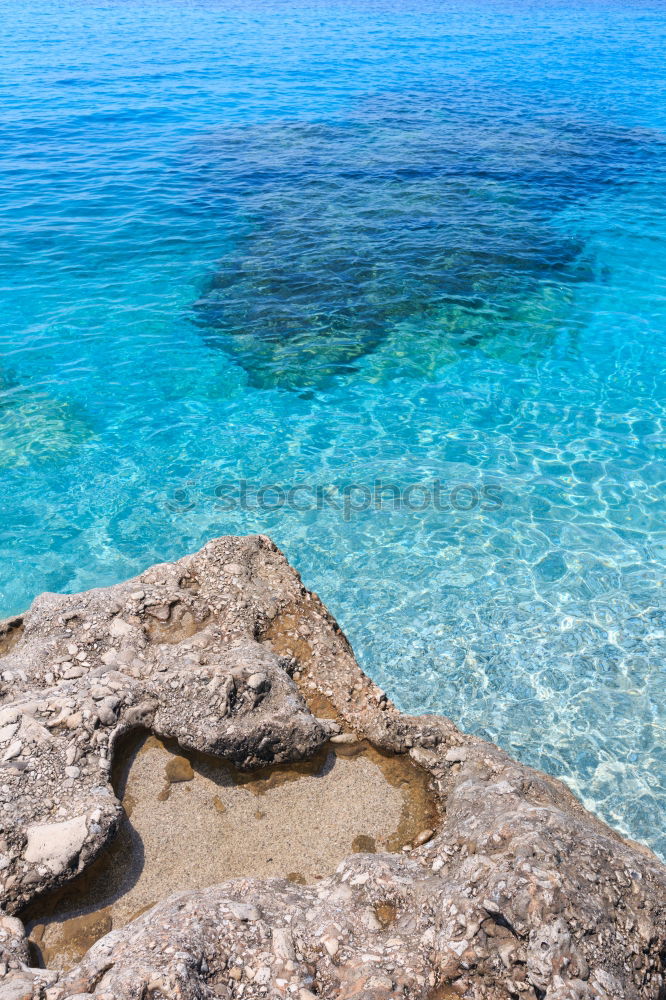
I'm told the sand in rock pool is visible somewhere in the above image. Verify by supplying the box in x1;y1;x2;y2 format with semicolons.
24;732;436;970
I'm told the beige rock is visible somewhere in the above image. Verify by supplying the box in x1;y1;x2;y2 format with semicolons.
24;815;88;874
2;740;22;761
272;927;295;962
0;723;19;744
323;935;339;957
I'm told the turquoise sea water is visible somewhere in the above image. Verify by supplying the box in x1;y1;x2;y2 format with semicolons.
1;0;665;856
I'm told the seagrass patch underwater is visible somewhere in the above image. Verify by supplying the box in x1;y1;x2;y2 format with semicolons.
0;0;665;857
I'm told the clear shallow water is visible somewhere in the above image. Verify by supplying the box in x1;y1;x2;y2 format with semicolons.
1;0;665;856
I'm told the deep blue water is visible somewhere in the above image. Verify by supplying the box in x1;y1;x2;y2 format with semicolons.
1;0;665;857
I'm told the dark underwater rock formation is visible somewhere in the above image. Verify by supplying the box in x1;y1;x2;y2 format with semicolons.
190;103;659;391
0;535;664;999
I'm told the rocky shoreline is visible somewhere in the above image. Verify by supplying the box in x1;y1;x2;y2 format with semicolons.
0;534;664;1000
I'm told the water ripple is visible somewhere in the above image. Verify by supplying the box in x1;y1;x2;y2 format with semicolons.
0;0;665;857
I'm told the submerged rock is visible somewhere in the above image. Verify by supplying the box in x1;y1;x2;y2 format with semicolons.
190;104;659;391
0;534;663;999
0;371;93;469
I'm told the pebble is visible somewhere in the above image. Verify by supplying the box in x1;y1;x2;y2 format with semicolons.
109;617;134;637
368;975;394;990
272;927;295;962
227;901;261;922
223;563;242;575
146;603;171;621
0;708;19;727
256;967;273;986
0;723;19;744
323;936;339;957
247;672;268;691
97;704;117;726
2;741;22;762
410;746;438;768
413;829;434;847
63;666;86;680
65;766;81;779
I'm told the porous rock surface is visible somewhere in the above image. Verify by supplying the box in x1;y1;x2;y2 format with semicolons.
0;535;664;1000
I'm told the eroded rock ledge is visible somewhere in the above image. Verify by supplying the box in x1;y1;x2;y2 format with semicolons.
0;535;664;1000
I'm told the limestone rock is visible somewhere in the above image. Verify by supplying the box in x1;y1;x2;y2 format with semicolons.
0;534;663;1000
23;815;88;875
